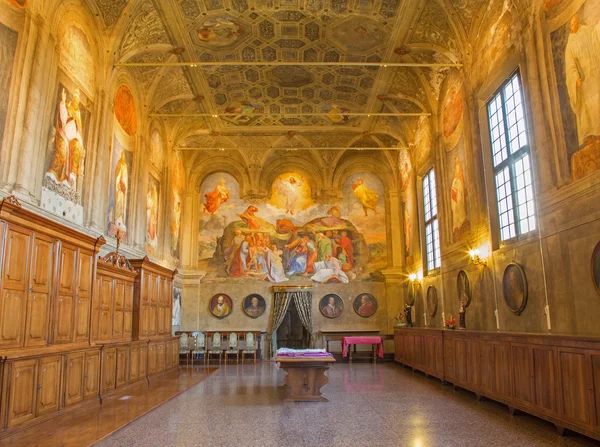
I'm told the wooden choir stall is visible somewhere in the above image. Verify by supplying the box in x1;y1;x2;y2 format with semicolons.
0;197;179;438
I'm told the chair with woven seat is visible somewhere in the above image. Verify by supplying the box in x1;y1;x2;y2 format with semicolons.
241;332;258;363
224;332;239;364
178;333;190;365
191;332;205;364
207;332;223;364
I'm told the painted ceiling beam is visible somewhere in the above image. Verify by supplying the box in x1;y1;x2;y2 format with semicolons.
116;61;462;68
175;147;401;151
151;113;430;118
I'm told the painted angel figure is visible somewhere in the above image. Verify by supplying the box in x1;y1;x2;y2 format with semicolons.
352;178;379;216
203;179;230;214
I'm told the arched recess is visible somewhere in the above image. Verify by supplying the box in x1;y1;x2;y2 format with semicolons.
190;155;251;197
332;154;397;195
258;153;325;200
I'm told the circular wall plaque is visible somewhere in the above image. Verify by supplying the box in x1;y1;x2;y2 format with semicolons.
243;294;266;319
457;270;471;308
503;263;528;315
209;293;233;319
427;285;438;317
319;294;344;319
353;293;378;318
592;241;600;295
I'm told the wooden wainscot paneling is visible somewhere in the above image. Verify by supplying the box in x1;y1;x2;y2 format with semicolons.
394;328;444;381
394;328;600;442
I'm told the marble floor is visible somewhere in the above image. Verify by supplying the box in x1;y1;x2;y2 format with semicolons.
97;363;600;447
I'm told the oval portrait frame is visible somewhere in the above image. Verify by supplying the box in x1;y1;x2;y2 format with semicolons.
405;281;415;306
456;270;472;308
502;262;528;315
592;241;600;296
319;294;344;319
353;293;378;318
242;294;266;319
427;285;438;317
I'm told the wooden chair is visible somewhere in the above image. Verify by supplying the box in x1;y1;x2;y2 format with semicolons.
191;332;205;364
241;332;258;363
178;333;190;364
225;332;239;364
207;332;223;364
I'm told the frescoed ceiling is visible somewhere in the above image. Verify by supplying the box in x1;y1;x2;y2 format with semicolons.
86;0;492;149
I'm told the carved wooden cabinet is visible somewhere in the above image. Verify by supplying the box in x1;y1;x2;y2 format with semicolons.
0;197;104;351
129;257;176;341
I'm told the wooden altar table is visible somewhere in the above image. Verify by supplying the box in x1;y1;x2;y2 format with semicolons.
276;356;336;402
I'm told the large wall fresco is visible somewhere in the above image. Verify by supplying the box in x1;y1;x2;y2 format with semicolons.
58;24;95;96
170;151;184;260
0;23;17;151
198;171;387;283
145;174;160;255
550;0;600;181
107;136;132;239
41;84;91;224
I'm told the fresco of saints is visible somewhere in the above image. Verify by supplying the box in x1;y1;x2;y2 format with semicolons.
265;245;288;283
565;13;600;147
204;179;230;214
237;205;267;230
398;150;412;193
114;150;129;230
315;232;333;262
311;253;349;284
273;176;303;214
171;200;181;253
451;157;469;240
46;88;85;191
146;181;159;248
404;206;411;255
352;178;379;216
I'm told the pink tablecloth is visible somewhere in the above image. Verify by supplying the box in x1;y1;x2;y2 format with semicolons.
341;336;384;358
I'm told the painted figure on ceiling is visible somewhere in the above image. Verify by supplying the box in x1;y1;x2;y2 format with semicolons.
451;156;468;240
352;178;379;216
114;150;129;230
566;13;600;147
204;179;230;214
46;88;84;189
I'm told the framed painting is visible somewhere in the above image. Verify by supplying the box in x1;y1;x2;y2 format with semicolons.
353;293;377;318
503;263;528;315
209;293;233;319
243;294;266;318
593;242;600;295
405;281;415;306
319;294;343;319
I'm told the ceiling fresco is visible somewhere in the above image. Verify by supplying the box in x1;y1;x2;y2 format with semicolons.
88;0;494;149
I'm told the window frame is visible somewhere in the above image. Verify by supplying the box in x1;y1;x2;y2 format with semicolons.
422;167;441;273
485;69;536;244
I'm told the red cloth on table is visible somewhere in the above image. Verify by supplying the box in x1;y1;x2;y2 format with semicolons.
341;336;384;358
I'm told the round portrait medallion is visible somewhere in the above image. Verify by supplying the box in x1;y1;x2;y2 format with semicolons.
209;293;233;319
243;294;266;319
427;285;438;317
353;293;378;318
503;263;528;315
319;294;344;319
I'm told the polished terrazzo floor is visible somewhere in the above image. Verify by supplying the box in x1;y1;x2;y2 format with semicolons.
96;362;600;447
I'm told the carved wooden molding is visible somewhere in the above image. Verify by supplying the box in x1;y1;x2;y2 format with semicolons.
99;251;136;273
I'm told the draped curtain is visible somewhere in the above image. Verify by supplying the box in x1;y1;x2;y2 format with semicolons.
293;291;314;348
267;289;314;358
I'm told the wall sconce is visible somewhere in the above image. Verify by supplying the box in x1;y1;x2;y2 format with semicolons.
408;270;423;283
469;248;488;267
408;273;417;282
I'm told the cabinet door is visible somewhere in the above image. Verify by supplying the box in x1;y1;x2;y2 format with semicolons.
113;310;123;339
129;346;140;383
165;340;173;370
139;345;147;378
116;347;128;388
147;344;157;375
141;305;149;337
84;351;100;398
0;227;31;348
124;284;133;312
64;352;84;406
91;278;101;341
25;234;54;347
164;305;171;335
73;251;93;341
36;356;61;417
123;311;132;339
149;274;158;306
98;278;113;341
148;306;157;335
158;307;165;335
57;244;76;295
101;348;116;394
54;294;74;344
7;359;38;427
157;342;165;372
